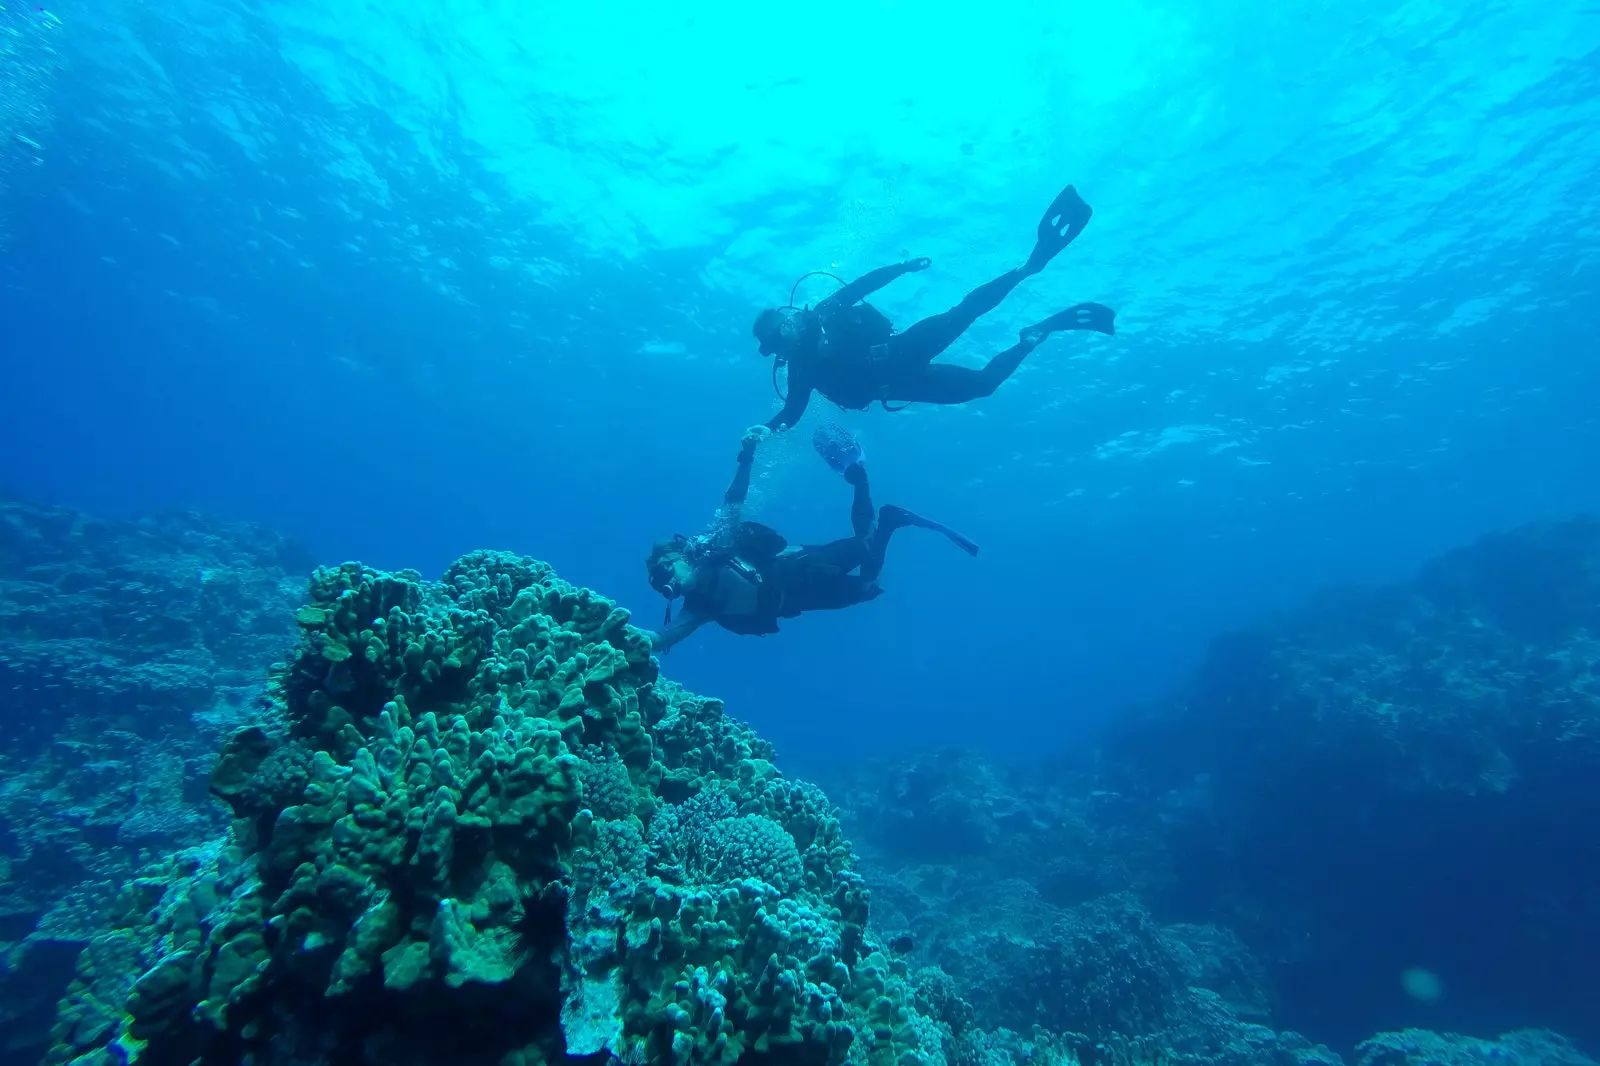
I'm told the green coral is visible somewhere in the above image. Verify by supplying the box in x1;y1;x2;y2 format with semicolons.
48;551;935;1066
693;815;805;890
578;745;646;821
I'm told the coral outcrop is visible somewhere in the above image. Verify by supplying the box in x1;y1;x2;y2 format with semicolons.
47;552;934;1066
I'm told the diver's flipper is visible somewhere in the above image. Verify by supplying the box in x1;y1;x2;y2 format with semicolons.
934;523;981;557
813;424;865;475
1020;302;1116;346
880;505;980;557
1026;185;1093;273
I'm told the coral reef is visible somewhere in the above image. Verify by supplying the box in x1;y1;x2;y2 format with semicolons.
1355;1029;1596;1066
0;496;309;1061
822;748;1172;912
47;552;937;1066
1116;518;1600;799
1101;519;1600;1050
826;755;1310;1066
9;499;1598;1066
830;519;1600;1061
0;496;312;751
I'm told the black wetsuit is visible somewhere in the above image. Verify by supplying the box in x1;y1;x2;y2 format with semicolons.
653;447;965;652
767;262;1072;430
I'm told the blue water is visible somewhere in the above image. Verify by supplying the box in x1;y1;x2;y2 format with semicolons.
2;0;1597;768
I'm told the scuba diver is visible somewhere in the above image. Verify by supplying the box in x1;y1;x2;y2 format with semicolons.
644;424;978;653
752;184;1117;430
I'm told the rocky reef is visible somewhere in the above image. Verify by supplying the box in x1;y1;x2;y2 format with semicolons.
823;749;1327;1066
827;517;1600;1063
7;497;1597;1066
1107;517;1600;1050
45;552;967;1066
0;496;310;1062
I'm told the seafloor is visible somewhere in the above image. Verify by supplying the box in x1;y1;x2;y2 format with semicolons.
1;495;1595;1066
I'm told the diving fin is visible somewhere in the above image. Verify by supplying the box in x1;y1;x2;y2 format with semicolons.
933;522;980;557
879;505;980;558
1020;302;1116;346
813;424;865;475
1027;185;1093;273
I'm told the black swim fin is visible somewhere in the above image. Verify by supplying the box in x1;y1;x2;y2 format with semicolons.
1020;303;1116;346
880;505;980;557
1027;185;1093;273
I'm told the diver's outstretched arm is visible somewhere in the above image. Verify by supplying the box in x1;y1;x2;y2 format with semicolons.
723;426;769;507
651;611;708;655
765;367;815;431
724;445;755;508
823;257;931;309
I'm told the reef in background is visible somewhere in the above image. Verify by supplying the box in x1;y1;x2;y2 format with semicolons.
826;517;1600;1061
4;495;1594;1066
1108;516;1600;1051
0;496;310;1060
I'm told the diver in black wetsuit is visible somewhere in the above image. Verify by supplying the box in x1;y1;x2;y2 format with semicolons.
751;184;1117;430
643;425;977;653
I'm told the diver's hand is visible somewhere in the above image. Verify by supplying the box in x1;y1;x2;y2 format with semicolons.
740;424;771;457
906;256;932;272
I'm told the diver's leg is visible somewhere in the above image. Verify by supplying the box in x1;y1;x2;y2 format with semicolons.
800;462;890;584
784;548;881;611
778;541;880;614
880;188;1095;370
886;268;1032;365
860;505;980;582
858;505;979;582
858;516;902;584
798;536;868;575
844;462;874;538
886;304;1114;406
884;188;1095;365
805;574;882;611
885;341;1037;405
794;465;877;577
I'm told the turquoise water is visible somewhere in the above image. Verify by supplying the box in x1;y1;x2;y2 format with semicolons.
2;0;1597;758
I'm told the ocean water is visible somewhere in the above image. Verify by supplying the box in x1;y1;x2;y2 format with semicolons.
1;2;1599;1064
3;0;1596;762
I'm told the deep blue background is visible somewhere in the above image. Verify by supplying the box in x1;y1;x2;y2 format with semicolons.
3;4;1598;770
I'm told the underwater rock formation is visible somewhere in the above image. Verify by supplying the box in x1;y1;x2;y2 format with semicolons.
822;748;1173;910
1354;1028;1597;1066
824;754;1315;1064
46;552;943;1066
1117;517;1600;799
16;501;1600;1066
831;519;1600;1060
1102;518;1600;1051
0;496;309;1061
0;496;311;752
